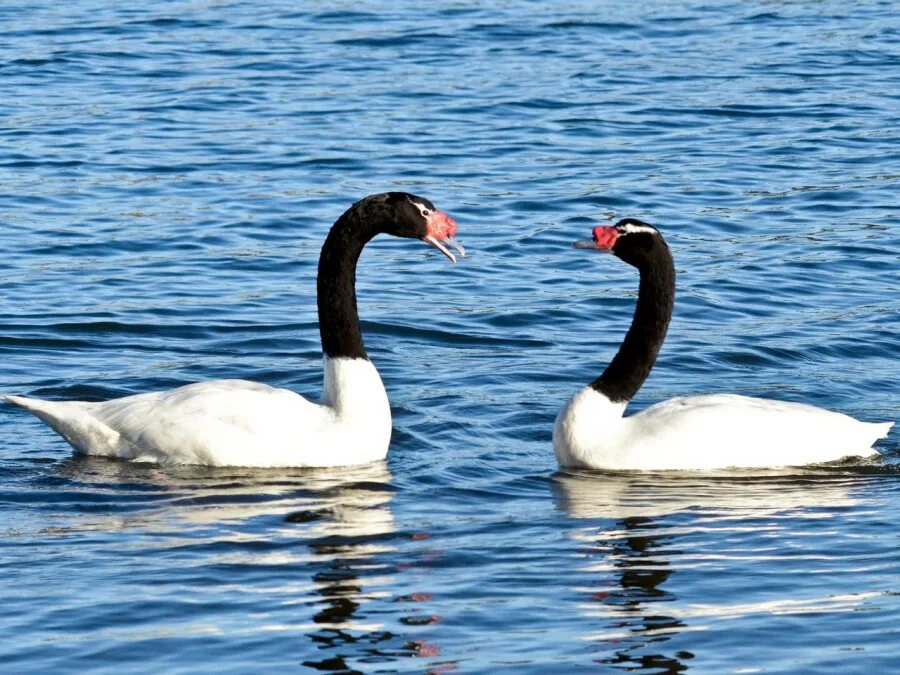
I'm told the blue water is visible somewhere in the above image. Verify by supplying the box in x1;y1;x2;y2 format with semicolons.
2;1;899;671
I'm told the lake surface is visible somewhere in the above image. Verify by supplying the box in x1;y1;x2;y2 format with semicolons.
1;1;898;672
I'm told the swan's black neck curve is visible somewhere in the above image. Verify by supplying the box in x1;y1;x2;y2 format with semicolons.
590;244;675;402
316;205;380;361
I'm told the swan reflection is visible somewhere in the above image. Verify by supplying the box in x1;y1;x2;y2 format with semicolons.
49;458;439;669
553;469;862;672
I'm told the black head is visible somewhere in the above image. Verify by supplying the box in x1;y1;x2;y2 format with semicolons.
574;218;667;269
355;192;464;262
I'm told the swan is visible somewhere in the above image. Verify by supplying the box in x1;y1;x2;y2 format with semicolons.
553;219;893;470
3;192;465;467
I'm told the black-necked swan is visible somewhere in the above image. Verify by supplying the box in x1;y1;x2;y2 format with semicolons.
553;219;893;470
3;192;465;467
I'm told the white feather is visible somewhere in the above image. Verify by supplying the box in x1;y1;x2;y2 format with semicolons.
3;357;391;467
618;222;657;235
554;386;892;471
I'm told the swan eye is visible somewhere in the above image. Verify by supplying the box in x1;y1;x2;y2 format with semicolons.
407;196;434;218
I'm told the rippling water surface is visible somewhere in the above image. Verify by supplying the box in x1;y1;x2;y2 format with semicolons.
2;1;898;672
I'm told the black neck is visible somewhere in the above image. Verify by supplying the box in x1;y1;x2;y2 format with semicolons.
316;206;379;360
590;247;675;402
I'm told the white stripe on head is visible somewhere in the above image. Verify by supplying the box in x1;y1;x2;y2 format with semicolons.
617;222;658;236
407;196;432;217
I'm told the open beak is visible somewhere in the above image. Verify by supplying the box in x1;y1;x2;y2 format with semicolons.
424;210;465;263
425;235;466;263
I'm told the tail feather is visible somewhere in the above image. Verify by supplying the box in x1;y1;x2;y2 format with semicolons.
3;394;47;411
3;394;122;455
870;421;894;445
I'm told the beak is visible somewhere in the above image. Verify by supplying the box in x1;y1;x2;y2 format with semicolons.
573;239;603;250
425;235;466;263
424;210;465;263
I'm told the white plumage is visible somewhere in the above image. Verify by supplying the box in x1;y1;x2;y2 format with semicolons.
3;358;391;467
554;386;892;471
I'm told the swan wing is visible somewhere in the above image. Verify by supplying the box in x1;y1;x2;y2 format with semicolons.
625;394;891;469
4;381;335;466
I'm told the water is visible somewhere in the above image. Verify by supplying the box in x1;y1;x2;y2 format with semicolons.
1;1;898;671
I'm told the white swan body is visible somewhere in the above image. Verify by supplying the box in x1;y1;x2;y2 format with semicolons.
554;386;892;471
558;219;893;471
4;358;391;467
